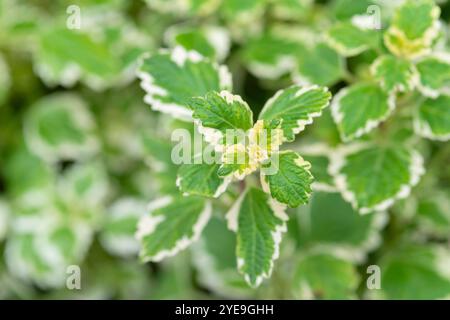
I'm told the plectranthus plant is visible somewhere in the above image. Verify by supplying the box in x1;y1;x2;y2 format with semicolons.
1;0;450;300
136;45;332;286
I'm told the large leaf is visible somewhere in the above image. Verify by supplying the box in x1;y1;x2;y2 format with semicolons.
137;46;232;120
259;85;332;142
137;195;211;262
261;151;313;208
24;93;99;163
371;55;418;93
331;83;395;141
414;95;450;141
227;187;288;287
416;54;450;98
330;145;424;213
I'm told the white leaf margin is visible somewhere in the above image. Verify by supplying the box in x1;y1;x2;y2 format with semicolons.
329;144;425;214
416;52;450;99
136;46;233;121
226;189;288;287
136;196;212;262
260;85;331;141
413;93;450;142
331;84;396;142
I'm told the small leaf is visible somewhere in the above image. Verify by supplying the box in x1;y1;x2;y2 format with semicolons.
416;53;450;98
261;151;313;208
177;162;230;198
294;43;344;86
330;144;425;213
189;91;253;147
137;46;232;121
331;83;395;141
136;196;211;262
371;55;418;93
226;187;288;287
384;0;440;59
293;252;359;299
259;85;332;142
414;95;450;141
326;21;381;57
24;93;99;163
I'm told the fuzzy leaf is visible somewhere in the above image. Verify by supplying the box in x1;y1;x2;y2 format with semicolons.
331;83;395;141
371;55;418;93
137;196;211;262
414;95;450;141
227;187;288;287
326;21;381;57
330;145;424;214
259;85;332;142
416;54;450;98
137;46;232;121
261;151;313;208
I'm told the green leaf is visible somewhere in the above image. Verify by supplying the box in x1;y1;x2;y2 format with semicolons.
384;0;440;59
330;145;424;213
295;192;387;261
415;194;450;237
416;53;450;98
177;162;230;198
242;34;301;79
100;198;146;257
137;195;211;262
326;21;381;57
294;43;344;86
35;28;121;88
373;245;450;299
331;83;395;141
24;93;99;163
259;85;332;142
227;187;288;287
192;217;253;298
293;252;359;299
371;55;418;93
297;144;336;192
137;46;232;121
189;91;253;146
414;95;450;141
261;151;313;208
166;26;230;61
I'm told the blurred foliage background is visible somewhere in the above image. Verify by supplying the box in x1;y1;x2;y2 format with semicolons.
0;0;449;299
